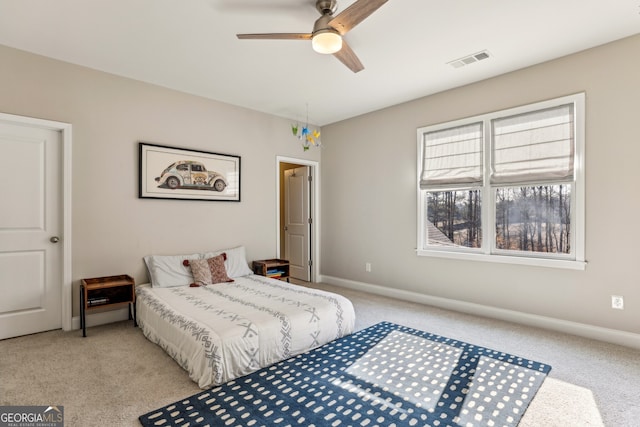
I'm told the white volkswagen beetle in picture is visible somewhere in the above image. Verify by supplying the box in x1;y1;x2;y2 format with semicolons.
155;160;228;192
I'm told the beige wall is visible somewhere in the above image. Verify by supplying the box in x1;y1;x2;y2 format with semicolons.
2;33;639;340
0;44;320;316
321;34;640;337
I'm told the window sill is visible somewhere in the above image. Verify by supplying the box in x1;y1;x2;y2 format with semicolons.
416;249;587;270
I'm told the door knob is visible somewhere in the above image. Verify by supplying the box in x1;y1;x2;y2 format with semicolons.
50;236;60;243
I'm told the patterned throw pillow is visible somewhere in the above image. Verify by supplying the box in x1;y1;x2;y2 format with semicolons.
188;253;234;285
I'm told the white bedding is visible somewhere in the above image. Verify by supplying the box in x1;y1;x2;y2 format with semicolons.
136;274;355;388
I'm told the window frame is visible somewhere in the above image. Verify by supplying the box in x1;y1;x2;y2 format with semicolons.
416;93;586;270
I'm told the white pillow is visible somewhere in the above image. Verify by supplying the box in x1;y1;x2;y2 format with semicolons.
202;246;253;278
144;253;201;288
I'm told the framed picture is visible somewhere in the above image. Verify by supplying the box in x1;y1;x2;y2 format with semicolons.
139;142;240;202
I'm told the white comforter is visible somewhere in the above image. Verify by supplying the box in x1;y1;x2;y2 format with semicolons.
136;275;355;388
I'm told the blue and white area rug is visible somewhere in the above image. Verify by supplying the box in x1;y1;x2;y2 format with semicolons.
139;321;551;427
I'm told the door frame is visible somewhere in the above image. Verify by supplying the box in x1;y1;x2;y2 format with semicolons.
276;156;319;282
0;112;73;332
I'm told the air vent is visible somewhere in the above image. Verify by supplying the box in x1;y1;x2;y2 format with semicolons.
448;50;491;68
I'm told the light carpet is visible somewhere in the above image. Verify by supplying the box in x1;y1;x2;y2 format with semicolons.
1;281;638;426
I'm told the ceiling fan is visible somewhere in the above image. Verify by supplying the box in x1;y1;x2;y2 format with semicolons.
236;0;388;73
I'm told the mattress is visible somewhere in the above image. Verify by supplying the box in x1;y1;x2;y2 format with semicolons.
136;274;355;388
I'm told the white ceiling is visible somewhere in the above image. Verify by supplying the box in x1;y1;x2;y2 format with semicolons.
0;0;638;125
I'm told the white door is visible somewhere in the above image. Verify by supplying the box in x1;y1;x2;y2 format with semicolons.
0;121;63;339
284;166;311;281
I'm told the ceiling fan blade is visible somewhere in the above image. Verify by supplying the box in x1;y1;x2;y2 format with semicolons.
236;33;312;40
328;0;388;35
333;40;364;73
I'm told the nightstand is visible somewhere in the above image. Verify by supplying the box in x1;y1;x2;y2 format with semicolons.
80;275;136;337
252;259;290;282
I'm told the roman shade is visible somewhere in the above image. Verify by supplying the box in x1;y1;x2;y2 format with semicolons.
420;122;483;190
491;104;575;185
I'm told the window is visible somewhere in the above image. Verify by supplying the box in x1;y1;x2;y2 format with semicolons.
417;94;585;269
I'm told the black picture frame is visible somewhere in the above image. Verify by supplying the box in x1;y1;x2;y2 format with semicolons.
139;142;240;202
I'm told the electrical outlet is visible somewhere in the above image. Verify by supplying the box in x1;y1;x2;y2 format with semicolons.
611;295;624;310
365;262;371;272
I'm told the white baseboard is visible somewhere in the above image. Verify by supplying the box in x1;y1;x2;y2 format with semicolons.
71;307;131;331
320;274;640;350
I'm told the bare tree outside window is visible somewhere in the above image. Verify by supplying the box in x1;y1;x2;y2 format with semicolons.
495;185;571;253
426;190;482;248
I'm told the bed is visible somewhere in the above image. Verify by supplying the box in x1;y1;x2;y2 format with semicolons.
136;246;355;388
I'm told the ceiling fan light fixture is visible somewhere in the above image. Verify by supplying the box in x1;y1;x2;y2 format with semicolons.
312;30;342;54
